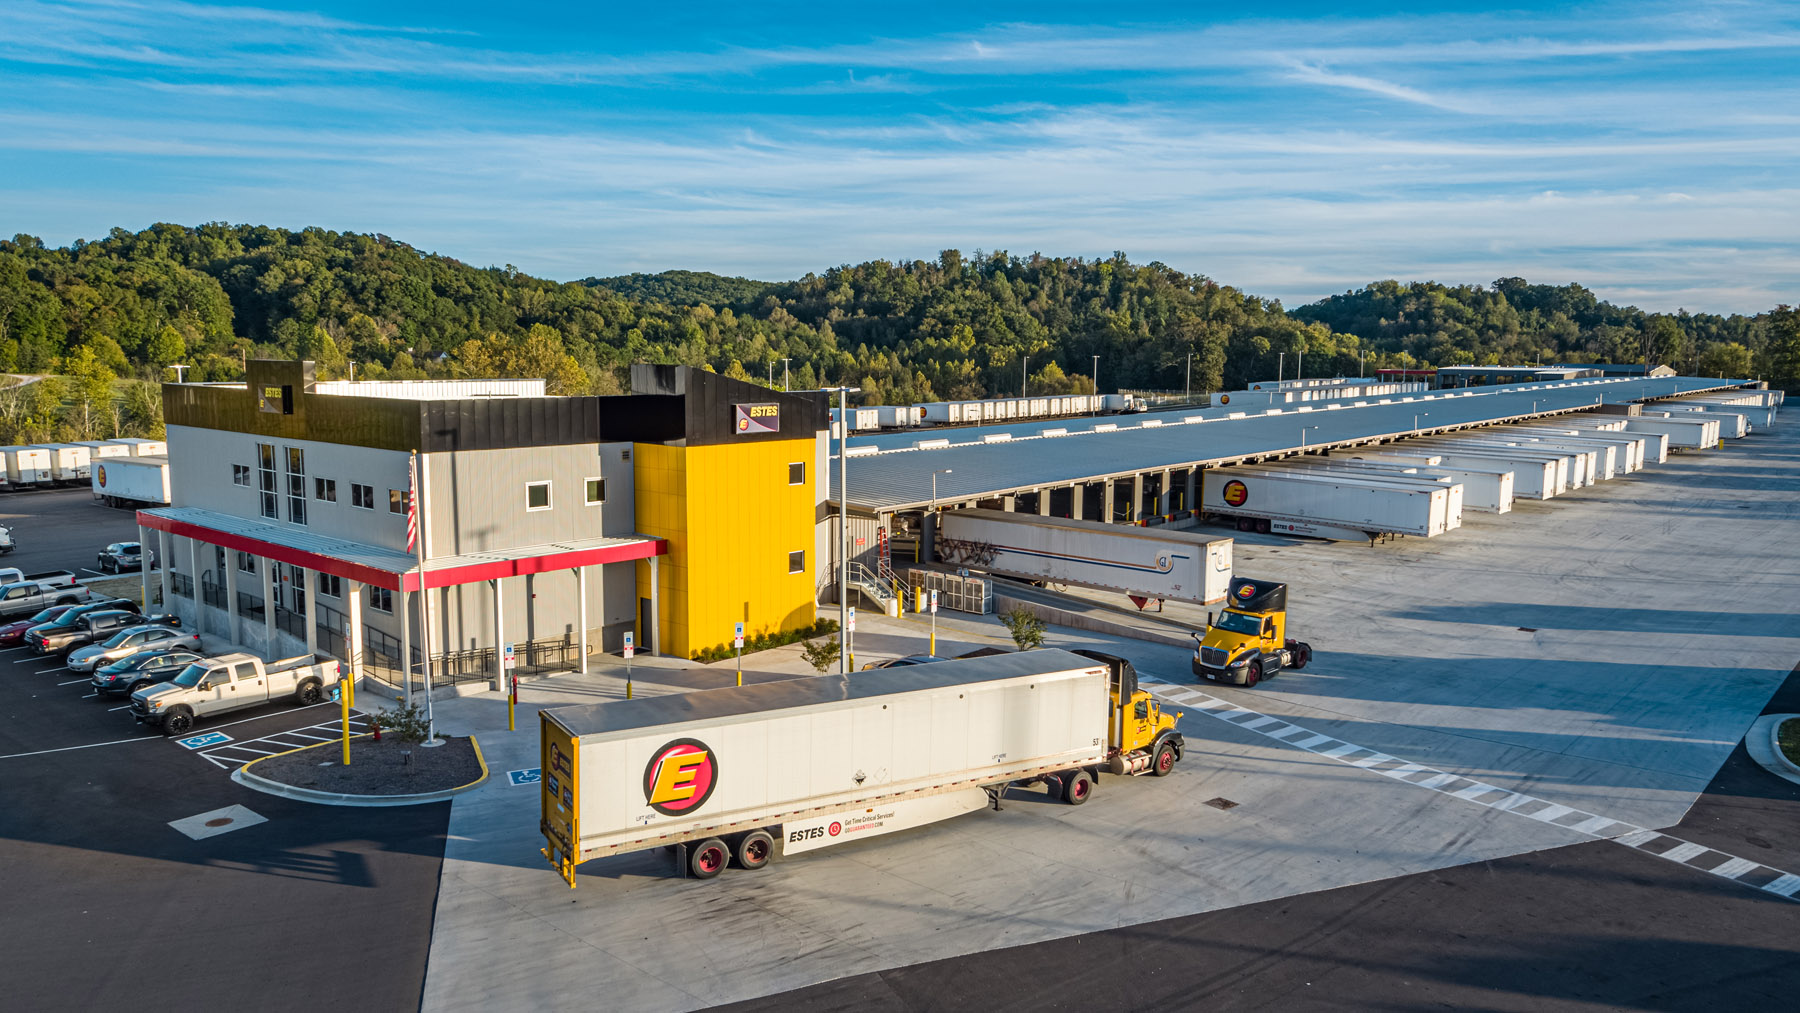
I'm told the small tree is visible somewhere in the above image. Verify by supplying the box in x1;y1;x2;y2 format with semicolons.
380;701;432;744
1001;607;1046;650
800;636;840;673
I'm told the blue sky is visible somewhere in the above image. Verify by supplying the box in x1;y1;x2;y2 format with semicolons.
1;1;1796;313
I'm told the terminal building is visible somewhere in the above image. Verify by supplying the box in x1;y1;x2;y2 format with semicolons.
138;360;828;689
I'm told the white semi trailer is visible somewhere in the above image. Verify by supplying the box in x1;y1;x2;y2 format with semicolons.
1340;453;1516;513
539;650;1186;886
33;444;91;483
1619;414;1719;450
92;455;170;507
935;508;1233;604
1200;466;1462;541
2;446;54;487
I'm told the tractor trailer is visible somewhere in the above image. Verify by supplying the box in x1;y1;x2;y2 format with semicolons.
539;650;1185;886
1201;466;1462;541
935;508;1233;605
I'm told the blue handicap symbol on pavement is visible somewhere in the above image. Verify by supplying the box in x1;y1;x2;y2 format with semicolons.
507;768;542;787
177;732;231;750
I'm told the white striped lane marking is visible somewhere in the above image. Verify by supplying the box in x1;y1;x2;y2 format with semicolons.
1239;716;1283;730
1141;678;1800;904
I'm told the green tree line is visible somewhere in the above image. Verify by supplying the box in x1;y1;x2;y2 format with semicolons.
3;225;1795;418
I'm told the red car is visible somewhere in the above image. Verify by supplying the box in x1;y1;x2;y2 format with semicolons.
0;605;75;647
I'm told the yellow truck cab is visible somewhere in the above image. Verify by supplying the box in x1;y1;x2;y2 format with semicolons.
1072;648;1185;777
1193;577;1312;687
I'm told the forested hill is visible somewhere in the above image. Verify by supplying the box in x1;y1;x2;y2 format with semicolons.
1;224;1793;402
583;270;775;306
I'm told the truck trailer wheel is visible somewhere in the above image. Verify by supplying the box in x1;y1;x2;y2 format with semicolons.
690;838;729;879
735;830;775;870
163;709;193;736
1151;741;1177;777
296;680;322;705
1062;770;1094;805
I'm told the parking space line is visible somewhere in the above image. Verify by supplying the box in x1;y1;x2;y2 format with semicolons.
13;656;53;664
107;704;132;711
1145;678;1800;905
0;735;161;760
56;678;87;686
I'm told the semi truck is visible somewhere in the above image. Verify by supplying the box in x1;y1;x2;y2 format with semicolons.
131;652;342;735
539;649;1186;886
935;508;1233;605
1193;577;1311;687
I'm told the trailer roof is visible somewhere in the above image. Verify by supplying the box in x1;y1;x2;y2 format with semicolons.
544;649;1103;738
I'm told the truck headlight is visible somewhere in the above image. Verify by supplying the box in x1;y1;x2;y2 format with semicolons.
147;700;163;710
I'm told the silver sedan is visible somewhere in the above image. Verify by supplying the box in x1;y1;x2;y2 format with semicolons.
66;625;203;673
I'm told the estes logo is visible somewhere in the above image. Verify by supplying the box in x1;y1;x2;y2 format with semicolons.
1222;479;1249;506
788;826;825;844
1236;583;1257;600
643;737;719;816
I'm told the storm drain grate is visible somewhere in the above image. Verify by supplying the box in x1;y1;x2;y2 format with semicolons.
1203;797;1239;811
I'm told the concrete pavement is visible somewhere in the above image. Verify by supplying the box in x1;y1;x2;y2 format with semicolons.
414;421;1800;1011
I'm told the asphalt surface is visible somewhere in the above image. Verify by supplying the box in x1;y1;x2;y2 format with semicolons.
720;664;1800;1012
0;636;448;1011
0;486;147;580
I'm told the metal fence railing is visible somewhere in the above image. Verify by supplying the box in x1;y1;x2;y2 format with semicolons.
235;591;264;621
170;572;194;599
201;579;227;610
274;603;307;642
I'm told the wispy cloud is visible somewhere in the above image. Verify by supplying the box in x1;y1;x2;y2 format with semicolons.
1;0;1797;312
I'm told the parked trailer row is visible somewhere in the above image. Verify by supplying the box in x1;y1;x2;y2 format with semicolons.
1200;465;1463;541
1;439;168;490
834;394;1143;432
1652;404;1752;437
1340;453;1516;513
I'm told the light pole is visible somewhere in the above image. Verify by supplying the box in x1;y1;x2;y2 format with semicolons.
1301;424;1319;452
1414;412;1429;433
1278;352;1285;384
1091;355;1100;414
1185;352;1193;402
929;468;952;654
782;358;791;391
170;364;189;383
1297;349;1304;381
831;385;862;674
1022;355;1029;398
931;469;952;514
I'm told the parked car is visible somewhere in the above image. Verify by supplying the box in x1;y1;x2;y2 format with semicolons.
67;624;203;673
0;604;76;647
97;542;153;573
19;599;139;645
92;649;206;698
0;525;13;554
29;608;174;657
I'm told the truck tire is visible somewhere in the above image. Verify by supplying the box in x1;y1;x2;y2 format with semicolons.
734;830;775;870
1062;770;1094;805
163;709;193;736
296;680;322;705
1151;741;1177;777
1294;642;1312;669
690;838;729;879
1242;660;1260;687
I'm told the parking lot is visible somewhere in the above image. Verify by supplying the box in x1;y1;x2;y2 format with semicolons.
0;486;147;582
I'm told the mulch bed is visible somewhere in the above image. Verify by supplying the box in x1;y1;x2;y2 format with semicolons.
249;734;484;796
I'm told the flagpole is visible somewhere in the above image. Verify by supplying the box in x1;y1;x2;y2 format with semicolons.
412;450;438;743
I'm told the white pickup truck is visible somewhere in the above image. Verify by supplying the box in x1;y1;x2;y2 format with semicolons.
130;652;342;736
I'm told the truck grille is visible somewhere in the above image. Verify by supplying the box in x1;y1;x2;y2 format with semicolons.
1200;647;1228;667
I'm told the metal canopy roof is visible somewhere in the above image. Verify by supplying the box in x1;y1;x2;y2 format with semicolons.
835;376;1753;513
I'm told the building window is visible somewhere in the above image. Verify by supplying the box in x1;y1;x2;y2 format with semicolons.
368;587;393;614
788;550;805;574
317;573;343;598
315;478;336;503
789;462;805;485
584;478;604;506
236;551;256;574
526;481;551;511
351;483;375;509
389;489;410;515
285;447;306;525
232;464;251;487
256;443;277;519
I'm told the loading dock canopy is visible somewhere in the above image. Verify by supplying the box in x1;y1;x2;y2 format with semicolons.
136;505;665;592
835;376;1756;512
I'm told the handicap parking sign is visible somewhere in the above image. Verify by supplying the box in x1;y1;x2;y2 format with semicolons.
507;768;542;787
177;732;231;750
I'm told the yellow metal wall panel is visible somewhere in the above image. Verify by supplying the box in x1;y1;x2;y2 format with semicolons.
632;437;817;659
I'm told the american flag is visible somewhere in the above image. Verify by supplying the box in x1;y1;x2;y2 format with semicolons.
406;454;419;552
